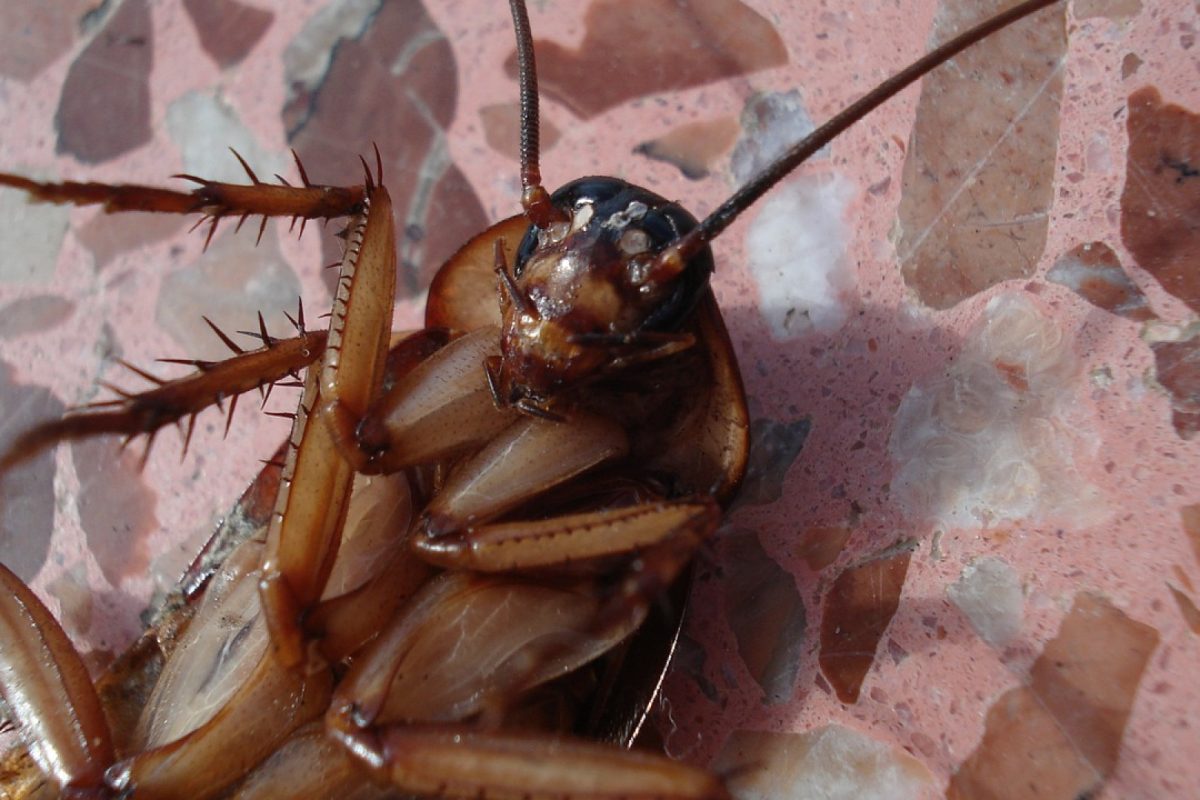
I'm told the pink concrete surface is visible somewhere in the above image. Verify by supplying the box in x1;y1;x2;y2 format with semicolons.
0;1;1198;798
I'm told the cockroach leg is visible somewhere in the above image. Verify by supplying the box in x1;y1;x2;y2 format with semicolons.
336;723;730;800
0;563;113;797
326;326;518;474
412;498;719;573
0;327;327;476
216;723;373;800
0;153;365;236
420;411;631;536
105;630;333;799
107;463;413;799
102;533;335;800
259;183;395;667
0;152;380;478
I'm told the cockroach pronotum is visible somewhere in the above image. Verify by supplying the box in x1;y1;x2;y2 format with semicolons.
2;0;1192;797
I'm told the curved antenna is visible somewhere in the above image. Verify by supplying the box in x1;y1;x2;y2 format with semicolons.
508;0;567;228
653;0;1063;278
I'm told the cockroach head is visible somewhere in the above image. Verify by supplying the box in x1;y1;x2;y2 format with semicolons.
490;177;714;412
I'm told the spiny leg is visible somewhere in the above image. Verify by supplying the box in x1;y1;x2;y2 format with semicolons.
0;310;326;478
0;148;378;248
257;181;397;669
0;148;391;476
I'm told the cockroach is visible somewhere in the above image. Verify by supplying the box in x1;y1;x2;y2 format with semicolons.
0;0;1074;797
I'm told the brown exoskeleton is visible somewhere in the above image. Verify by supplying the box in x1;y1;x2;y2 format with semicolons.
0;0;1064;797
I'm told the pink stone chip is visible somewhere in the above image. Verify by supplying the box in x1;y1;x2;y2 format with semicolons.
897;0;1066;309
55;0;153;164
1150;331;1200;440
794;525;851;572
949;593;1159;799
479;103;561;163
818;544;913;703
505;0;787;119
75;211;187;273
182;0;274;69
713;726;936;799
71;438;158;589
1184;504;1200;566
634;117;741;180
0;363;64;583
1046;241;1156;321
1122;86;1200;315
722;528;806;704
1167;585;1200;634
0;0;95;82
0;295;74;340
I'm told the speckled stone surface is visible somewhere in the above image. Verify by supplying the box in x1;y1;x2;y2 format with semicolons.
1;1;1198;798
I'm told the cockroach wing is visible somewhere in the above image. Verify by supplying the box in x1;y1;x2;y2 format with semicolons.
331;571;638;727
134;537;269;750
318;472;413;600
634;291;748;506
124;471;414;797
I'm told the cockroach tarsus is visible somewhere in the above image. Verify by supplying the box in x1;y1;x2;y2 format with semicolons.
0;1;1063;797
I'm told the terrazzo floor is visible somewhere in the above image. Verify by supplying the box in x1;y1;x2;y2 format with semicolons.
1;1;1198;797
